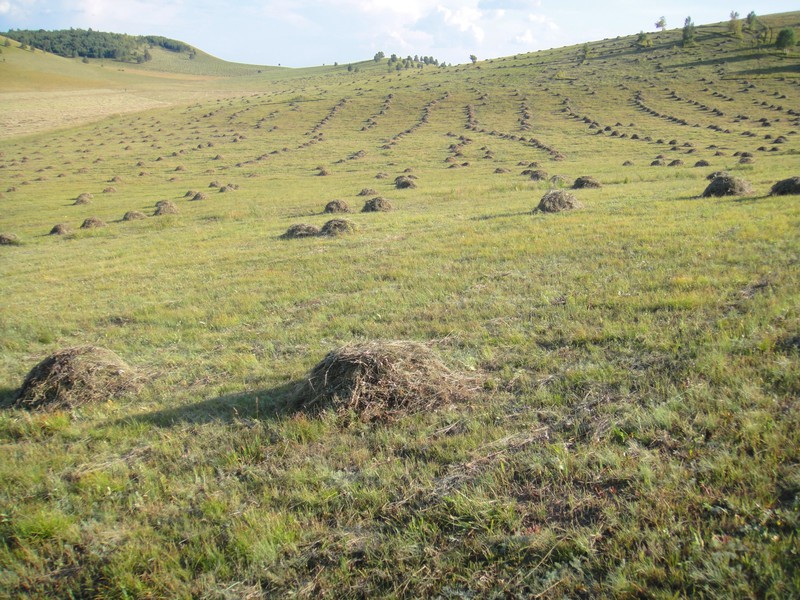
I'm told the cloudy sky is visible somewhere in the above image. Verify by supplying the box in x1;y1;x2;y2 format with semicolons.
1;1;796;67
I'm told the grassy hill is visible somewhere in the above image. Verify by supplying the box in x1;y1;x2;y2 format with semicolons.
1;12;799;598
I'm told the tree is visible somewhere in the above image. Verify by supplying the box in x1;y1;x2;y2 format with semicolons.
682;16;696;45
469;54;477;64
746;11;757;30
655;16;666;32
729;11;742;38
776;28;796;51
373;51;384;62
637;31;653;48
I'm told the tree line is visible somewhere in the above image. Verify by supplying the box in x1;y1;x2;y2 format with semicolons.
2;29;193;63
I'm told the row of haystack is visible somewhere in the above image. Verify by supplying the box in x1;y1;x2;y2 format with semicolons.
10;341;473;423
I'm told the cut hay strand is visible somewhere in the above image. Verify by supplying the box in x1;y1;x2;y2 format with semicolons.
292;340;470;421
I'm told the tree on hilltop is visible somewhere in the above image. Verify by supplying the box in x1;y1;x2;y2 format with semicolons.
729;11;742;38
373;51;384;62
655;17;666;32
682;16;696;45
776;28;796;52
469;54;477;64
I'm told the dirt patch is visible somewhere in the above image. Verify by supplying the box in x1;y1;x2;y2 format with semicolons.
535;190;582;213
291;340;470;422
702;176;753;197
324;200;351;213
14;346;142;411
769;177;800;196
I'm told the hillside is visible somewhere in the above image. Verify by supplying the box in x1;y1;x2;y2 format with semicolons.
1;12;799;598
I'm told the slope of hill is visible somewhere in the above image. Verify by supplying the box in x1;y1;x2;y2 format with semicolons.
0;12;798;598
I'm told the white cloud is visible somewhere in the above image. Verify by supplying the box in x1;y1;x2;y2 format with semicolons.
0;2;11;14
436;5;485;43
528;12;559;31
515;28;534;44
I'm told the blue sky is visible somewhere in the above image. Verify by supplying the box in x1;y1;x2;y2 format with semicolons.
0;1;796;67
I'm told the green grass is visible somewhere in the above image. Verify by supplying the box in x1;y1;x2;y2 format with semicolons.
1;12;799;598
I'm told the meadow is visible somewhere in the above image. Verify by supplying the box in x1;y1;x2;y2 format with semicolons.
1;13;799;598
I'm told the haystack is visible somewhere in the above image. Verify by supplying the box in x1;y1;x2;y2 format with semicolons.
324;199;351;213
49;223;72;236
282;224;321;239
14;346;141;411
73;193;93;205
535;190;582;213
153;201;178;216
573;176;601;189
702;176;753;197
362;197;393;212
769;176;800;196
395;176;417;189
320;219;356;236
191;192;209;201
291;340;468;421
357;188;377;196
0;233;20;245
123;210;147;221
80;217;106;229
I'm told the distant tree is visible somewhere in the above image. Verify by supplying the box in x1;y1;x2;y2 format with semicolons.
746;11;757;30
373;51;384;62
143;48;152;62
655;16;666;32
469;54;477;64
776;28;796;51
729;11;742;38
637;31;653;48
347;63;353;72
682;16;696;45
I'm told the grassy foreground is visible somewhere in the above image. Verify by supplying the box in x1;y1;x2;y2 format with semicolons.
1;13;799;598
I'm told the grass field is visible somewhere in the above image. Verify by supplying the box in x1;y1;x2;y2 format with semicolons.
1;12;799;598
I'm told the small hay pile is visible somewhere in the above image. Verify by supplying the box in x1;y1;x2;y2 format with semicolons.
535;190;582;213
153;201;178;216
395;176;417;189
324;199;351;213
528;170;549;181
14;346;142;411
73;193;93;205
0;233;21;245
50;223;71;236
362;197;393;212
123;210;147;221
573;176;601;189
769;176;800;196
81;217;106;229
191;192;209;201
291;341;469;421
702;176;753;198
357;188;377;196
282;223;321;239
320;219;356;236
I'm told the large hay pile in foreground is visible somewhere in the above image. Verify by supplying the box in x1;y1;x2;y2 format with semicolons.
702;176;753;197
534;190;582;213
14;346;141;411
292;341;470;421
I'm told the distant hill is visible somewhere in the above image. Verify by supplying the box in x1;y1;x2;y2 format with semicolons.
2;28;193;63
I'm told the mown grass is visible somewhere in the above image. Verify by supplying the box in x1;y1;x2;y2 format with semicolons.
1;12;799;598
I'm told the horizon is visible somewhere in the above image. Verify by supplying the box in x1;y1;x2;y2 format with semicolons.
1;1;798;68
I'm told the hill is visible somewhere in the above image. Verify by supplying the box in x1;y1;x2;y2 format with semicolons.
0;12;799;598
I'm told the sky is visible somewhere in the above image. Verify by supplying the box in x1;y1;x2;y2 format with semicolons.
0;1;797;67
